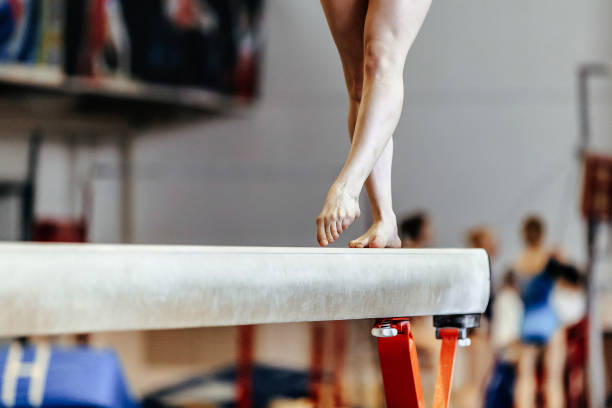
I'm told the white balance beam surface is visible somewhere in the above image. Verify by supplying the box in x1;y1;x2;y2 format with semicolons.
0;243;490;336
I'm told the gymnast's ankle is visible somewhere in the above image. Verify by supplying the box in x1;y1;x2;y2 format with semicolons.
371;209;397;224
331;177;362;200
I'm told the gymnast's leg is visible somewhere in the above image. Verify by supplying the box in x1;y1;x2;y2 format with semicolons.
318;0;367;246
317;0;432;247
319;0;400;249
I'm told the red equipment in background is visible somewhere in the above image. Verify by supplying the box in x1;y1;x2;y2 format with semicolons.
33;218;87;243
581;154;612;221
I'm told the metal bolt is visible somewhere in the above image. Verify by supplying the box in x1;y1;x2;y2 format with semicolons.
457;338;471;347
371;321;398;338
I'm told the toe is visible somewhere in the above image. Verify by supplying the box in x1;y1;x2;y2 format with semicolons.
349;236;368;248
317;218;327;246
342;216;354;230
325;222;335;243
336;219;344;234
330;221;340;240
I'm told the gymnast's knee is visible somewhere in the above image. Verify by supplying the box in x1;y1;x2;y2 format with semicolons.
364;39;402;79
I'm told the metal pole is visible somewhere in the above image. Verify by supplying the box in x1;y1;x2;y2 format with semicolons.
586;219;606;408
576;62;612;407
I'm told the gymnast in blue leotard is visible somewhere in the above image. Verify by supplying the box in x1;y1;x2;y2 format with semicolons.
513;215;582;408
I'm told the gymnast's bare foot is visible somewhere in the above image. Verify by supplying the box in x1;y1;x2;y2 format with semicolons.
349;215;401;248
317;184;360;246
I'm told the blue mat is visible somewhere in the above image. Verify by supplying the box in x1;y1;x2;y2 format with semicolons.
0;343;137;408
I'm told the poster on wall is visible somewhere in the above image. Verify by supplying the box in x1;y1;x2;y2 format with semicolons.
0;0;265;103
0;0;63;85
0;0;63;64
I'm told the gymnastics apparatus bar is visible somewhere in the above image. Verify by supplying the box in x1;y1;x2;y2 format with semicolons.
0;243;490;408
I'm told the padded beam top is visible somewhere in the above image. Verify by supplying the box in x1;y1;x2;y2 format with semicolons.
0;243;490;336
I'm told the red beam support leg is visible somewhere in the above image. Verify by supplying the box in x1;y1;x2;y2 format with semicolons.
432;328;459;408
310;322;325;407
332;320;346;408
374;319;467;408
374;319;425;408
237;325;254;408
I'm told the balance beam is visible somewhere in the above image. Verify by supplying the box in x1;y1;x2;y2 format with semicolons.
0;243;489;336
